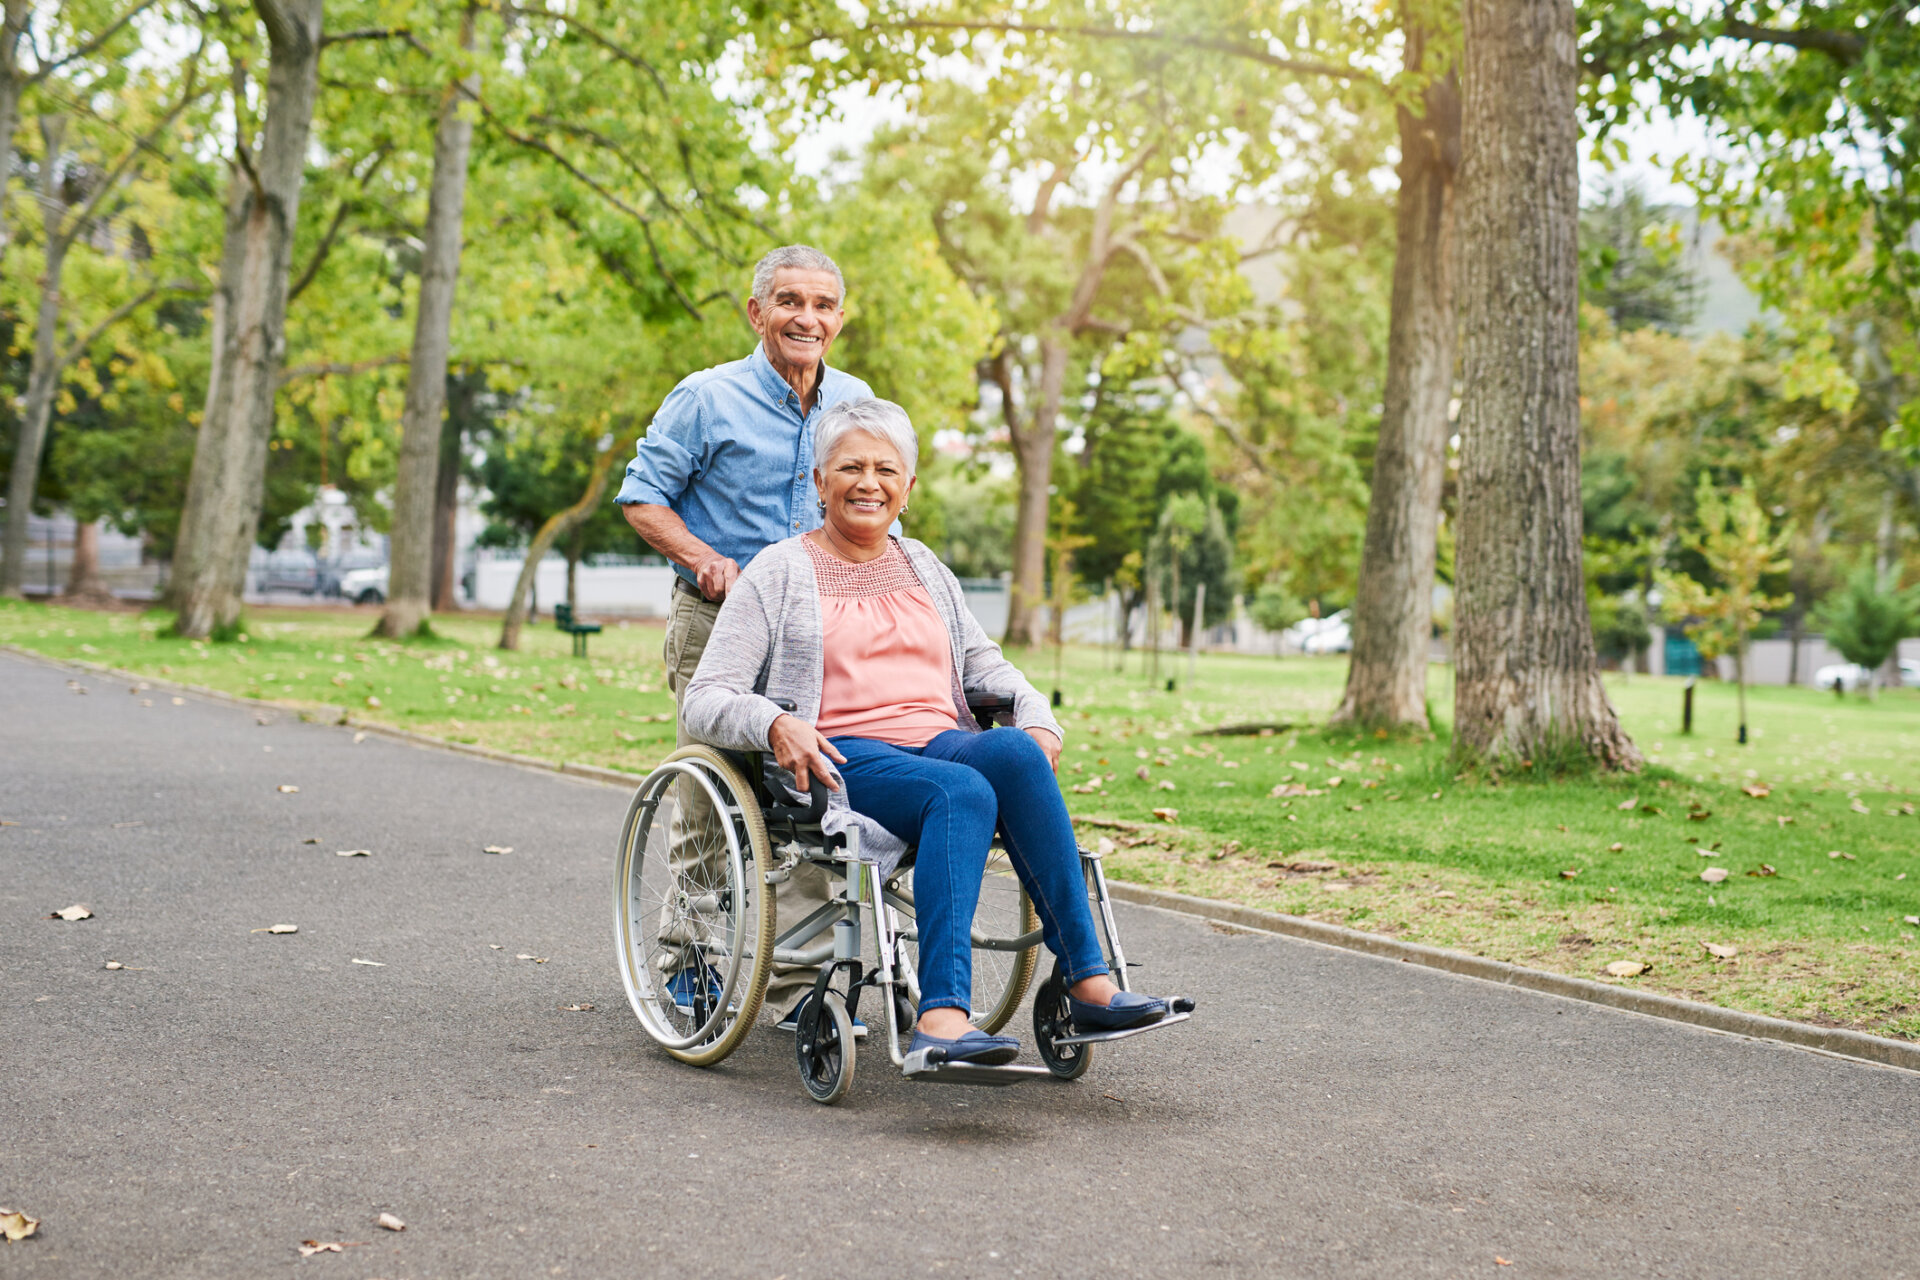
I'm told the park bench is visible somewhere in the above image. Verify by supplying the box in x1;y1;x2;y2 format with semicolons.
553;602;602;658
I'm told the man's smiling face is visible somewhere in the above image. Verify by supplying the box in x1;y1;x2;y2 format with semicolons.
747;268;845;380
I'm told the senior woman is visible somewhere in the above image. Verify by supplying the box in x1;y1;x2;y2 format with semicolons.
680;397;1170;1064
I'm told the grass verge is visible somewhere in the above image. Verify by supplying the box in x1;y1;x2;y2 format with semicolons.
5;598;1917;1038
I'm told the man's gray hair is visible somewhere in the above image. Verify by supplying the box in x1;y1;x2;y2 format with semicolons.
814;398;919;479
751;245;845;305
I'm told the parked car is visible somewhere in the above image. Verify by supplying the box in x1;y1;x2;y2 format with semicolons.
260;548;320;594
1812;660;1920;691
1283;609;1352;655
317;550;386;598
337;564;388;605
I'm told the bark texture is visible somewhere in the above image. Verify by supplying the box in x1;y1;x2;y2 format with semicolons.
499;445;614;651
59;518;116;605
378;14;476;638
168;0;322;638
429;388;463;612
1331;36;1461;730
1;117;72;598
1451;0;1640;770
0;0;31;274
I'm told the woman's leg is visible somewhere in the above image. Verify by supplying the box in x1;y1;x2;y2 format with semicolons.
830;737;997;1023
919;728;1111;989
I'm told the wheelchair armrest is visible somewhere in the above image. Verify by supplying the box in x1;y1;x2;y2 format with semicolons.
964;689;1018;730
764;771;831;827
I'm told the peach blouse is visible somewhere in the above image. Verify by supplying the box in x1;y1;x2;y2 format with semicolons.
807;537;961;748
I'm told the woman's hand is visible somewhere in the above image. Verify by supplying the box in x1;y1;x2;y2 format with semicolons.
768;713;846;793
1026;726;1062;773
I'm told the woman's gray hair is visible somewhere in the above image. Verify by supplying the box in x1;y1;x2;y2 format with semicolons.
814;398;919;478
752;245;845;305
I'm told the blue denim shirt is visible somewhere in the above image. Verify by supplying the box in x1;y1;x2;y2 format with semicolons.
615;345;874;587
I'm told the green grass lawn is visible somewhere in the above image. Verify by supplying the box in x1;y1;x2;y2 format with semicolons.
6;597;1918;1037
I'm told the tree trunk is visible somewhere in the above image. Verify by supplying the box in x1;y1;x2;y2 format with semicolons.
168;0;323;639
565;531;581;612
1450;0;1639;771
1004;336;1067;646
59;519;116;605
1;117;71;599
1331;39;1460;730
377;10;477;639
0;0;29;276
499;444;614;651
429;383;463;612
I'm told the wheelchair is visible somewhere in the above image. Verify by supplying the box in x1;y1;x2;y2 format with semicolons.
613;693;1194;1104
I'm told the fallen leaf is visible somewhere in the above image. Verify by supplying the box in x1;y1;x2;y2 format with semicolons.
1604;960;1648;977
298;1240;367;1257
1135;765;1151;781
1151;807;1179;823
1851;799;1870;815
560;1003;594;1012
1742;784;1770;799
1700;867;1729;883
1776;815;1795;827
489;944;503;950
1495;1260;1512;1268
1703;942;1738;959
1429;791;1442;801
335;849;371;858
483;845;512;855
1607;842;1624;852
352;731;367;743
1905;916;1919;926
1687;809;1712;822
49;904;92;921
350;958;386;967
1;1209;39;1242
1269;783;1310;798
1157;779;1177;791
1828;850;1856;861
1559;869;1579;879
365;695;382;708
1617;797;1638;811
376;1213;405;1232
515;953;549;963
104;960;123;970
1095;836;1115;856
1433;890;1457;899
302;837;320;844
1747;865;1777;877
171;695;185;705
277;784;299;794
251;923;298;934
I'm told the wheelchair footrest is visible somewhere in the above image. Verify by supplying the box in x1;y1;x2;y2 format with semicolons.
902;1048;1051;1087
1052;1004;1194;1049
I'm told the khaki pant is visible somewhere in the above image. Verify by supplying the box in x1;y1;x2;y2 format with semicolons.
664;583;832;1012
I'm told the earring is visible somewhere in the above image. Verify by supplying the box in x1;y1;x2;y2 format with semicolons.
901;504;909;514
817;497;826;511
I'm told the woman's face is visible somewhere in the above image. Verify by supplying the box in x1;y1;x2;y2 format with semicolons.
815;431;915;543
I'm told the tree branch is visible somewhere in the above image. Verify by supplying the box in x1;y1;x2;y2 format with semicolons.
253;0;312;59
880;19;1372;84
56;277;202;370
286;145;390;302
1721;14;1864;65
319;25;412;48
499;4;669;98
57;38;206;250
33;0;159;80
278;353;408;384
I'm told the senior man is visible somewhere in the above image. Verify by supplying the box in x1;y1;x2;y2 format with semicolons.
618;244;874;1027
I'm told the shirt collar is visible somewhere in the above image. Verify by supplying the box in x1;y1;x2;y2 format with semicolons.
749;341;830;413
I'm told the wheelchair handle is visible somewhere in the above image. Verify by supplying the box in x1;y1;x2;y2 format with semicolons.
964;689;1017;730
764;768;831;827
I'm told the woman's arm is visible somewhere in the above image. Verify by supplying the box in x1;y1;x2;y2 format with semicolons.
678;574;787;751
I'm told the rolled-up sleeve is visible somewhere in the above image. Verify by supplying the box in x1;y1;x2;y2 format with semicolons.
614;383;704;506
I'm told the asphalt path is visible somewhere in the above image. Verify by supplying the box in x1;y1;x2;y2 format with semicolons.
4;649;1918;1279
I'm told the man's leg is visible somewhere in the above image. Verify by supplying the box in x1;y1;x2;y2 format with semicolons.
661;583;833;1013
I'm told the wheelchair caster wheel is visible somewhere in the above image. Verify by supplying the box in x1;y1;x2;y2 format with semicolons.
795;989;856;1105
1032;974;1092;1081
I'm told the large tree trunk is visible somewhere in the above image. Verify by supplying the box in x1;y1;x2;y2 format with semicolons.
0;0;29;276
1331;40;1460;731
1;117;71;598
1005;335;1067;647
1450;0;1639;771
429;382;464;612
499;444;614;651
168;0;322;639
377;12;476;639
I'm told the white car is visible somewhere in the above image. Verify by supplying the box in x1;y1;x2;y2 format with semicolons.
1284;609;1352;655
1813;660;1920;691
337;564;388;606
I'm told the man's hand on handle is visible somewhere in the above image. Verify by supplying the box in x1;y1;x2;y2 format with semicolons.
769;713;846;794
695;553;740;602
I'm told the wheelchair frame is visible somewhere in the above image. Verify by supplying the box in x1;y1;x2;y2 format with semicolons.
614;693;1192;1104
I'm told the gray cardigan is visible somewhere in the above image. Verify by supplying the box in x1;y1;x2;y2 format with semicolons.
681;534;1064;869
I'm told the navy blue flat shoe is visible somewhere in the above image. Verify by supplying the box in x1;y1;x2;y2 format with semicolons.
1068;989;1169;1031
907;1027;1021;1066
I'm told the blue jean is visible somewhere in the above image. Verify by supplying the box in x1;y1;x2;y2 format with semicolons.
830;727;1110;1016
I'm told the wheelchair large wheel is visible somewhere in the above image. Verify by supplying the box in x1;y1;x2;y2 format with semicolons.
614;745;775;1066
895;848;1039;1035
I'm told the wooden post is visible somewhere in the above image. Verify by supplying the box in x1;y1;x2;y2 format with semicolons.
1188;581;1206;684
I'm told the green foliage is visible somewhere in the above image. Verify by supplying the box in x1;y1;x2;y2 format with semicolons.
1247;581;1307;638
1814;569;1920;677
1656;476;1794;663
1578;181;1700;334
1152;493;1235;640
